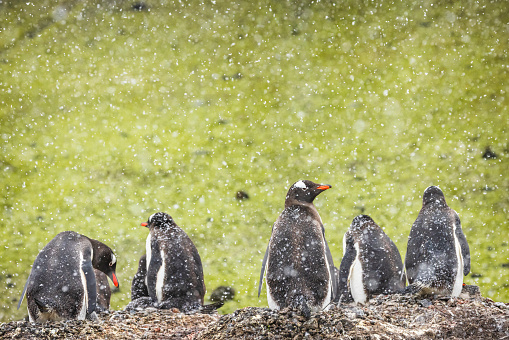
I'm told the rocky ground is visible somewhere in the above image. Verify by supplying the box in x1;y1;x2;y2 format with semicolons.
1;295;508;339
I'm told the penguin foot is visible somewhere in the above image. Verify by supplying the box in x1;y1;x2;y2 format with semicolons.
86;311;99;322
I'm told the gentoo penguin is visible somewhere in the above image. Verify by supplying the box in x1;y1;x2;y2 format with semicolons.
94;269;111;312
258;180;336;317
404;186;470;297
337;215;405;304
17;231;119;322
141;212;208;312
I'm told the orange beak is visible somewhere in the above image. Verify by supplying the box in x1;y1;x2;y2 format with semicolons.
111;273;119;287
141;222;148;227
317;184;332;190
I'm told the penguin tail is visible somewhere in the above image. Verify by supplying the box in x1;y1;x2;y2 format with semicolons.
34;297;53;314
198;301;224;314
292;295;311;319
404;282;429;296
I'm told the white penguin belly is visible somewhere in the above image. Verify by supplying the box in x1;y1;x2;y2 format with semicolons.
156;248;166;303
451;223;464;297
266;285;279;310
349;243;367;304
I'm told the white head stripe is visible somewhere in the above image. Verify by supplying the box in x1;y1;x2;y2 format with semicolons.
148;213;156;222
111;253;116;265
294;180;307;189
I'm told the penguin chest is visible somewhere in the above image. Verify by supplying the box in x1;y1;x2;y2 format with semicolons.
348;243;367;304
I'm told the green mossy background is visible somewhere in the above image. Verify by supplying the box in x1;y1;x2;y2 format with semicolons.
0;0;507;322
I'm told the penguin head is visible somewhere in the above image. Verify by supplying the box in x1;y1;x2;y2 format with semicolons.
422;186;447;206
141;212;175;230
90;239;119;288
285;180;331;205
350;215;375;231
348;215;382;242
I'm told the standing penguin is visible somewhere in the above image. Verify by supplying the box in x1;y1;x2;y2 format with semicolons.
17;231;119;322
141;212;207;312
337;215;405;304
258;180;336;317
405;186;470;297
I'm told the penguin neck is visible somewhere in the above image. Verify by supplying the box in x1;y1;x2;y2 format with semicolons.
285;199;316;210
285;201;322;224
87;237;109;269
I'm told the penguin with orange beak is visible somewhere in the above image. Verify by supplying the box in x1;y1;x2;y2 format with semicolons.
259;180;336;318
137;212;209;312
18;231;118;322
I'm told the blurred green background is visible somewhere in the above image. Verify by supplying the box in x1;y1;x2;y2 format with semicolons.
0;0;507;322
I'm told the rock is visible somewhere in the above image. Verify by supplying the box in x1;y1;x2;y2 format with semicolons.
235;191;249;200
482;146;498;159
1;296;508;339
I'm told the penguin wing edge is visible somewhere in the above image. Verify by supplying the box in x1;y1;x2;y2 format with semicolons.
258;244;270;298
337;242;356;303
17;274;30;310
323;235;337;300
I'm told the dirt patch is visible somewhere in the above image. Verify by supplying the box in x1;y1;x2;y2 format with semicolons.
1;295;507;339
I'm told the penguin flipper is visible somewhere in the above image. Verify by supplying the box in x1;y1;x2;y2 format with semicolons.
17;275;30;310
191;245;206;303
33;297;52;313
258;244;270;298
454;213;471;275
82;254;98;316
337;240;356;303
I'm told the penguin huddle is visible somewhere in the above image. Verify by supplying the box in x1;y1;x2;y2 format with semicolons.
258;181;471;315
18;181;470;322
18;212;222;322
